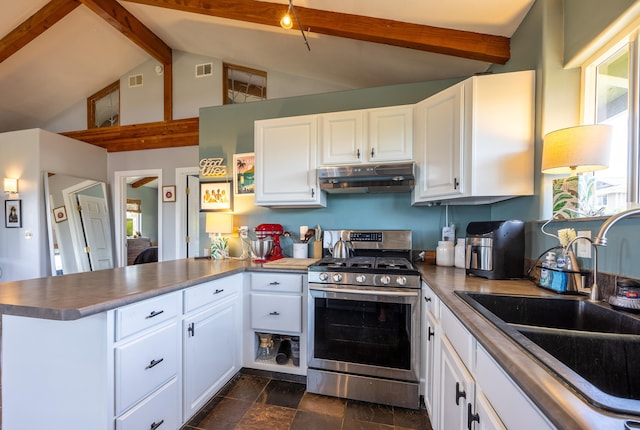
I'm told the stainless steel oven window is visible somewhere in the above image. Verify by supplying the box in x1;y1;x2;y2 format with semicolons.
308;287;420;382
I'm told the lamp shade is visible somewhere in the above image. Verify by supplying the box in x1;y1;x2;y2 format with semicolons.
541;124;613;175
205;213;233;234
4;178;18;194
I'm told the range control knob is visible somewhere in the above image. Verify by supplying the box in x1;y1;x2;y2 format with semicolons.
356;274;367;283
332;273;343;282
318;272;329;282
380;275;391;285
396;276;408;286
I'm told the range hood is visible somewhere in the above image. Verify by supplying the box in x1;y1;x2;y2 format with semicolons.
317;162;415;194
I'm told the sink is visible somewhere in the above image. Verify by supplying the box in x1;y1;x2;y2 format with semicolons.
455;291;640;415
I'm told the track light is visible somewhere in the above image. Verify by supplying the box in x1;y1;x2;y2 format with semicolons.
278;0;310;51
280;7;293;30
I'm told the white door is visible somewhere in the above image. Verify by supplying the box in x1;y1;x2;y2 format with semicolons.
78;194;114;271
187;174;200;258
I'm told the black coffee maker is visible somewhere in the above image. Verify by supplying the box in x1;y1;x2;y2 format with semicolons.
465;220;525;279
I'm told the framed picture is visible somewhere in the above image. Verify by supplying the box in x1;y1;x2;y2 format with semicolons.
53;206;68;223
162;185;176;203
5;199;22;228
200;180;233;212
233;152;255;195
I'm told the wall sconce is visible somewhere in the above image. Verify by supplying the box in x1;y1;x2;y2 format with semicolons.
205;213;234;259
542;124;613;218
4;177;18;195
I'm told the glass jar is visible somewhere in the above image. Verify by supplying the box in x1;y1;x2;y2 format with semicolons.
436;240;454;267
454;238;466;268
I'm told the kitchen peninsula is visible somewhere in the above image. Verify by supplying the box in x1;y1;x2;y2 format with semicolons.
0;259;633;429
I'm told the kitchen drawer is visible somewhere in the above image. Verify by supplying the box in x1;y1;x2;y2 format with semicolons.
251;293;302;332
251;273;303;293
116;378;180;430
440;304;475;370
115;322;179;415
422;282;440;319
475;345;554;430
116;292;180;341
184;275;240;313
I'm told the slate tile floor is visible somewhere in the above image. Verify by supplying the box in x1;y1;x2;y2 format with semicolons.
182;371;433;430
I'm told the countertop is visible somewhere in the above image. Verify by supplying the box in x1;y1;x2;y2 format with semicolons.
0;258;635;428
0;259;290;320
417;264;635;430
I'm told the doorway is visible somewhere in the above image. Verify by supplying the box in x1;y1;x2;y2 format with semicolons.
114;169;163;267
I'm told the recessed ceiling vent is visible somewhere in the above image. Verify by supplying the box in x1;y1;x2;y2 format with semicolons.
128;74;143;88
195;63;213;78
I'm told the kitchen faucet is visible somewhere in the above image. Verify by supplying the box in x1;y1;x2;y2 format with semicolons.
577;207;640;302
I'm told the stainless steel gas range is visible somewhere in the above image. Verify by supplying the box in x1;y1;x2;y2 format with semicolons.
306;230;421;409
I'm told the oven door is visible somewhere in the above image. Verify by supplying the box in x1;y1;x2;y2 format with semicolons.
308;284;420;382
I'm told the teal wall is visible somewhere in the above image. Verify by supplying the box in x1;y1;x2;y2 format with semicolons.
199;0;640;278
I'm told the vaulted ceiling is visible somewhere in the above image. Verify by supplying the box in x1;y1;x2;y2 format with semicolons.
0;0;535;139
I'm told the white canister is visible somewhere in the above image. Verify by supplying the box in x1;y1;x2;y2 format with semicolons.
454;238;466;268
293;243;309;258
436;241;454;267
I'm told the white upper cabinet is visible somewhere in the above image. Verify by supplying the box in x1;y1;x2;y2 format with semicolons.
412;70;535;205
254;115;326;207
319;105;413;165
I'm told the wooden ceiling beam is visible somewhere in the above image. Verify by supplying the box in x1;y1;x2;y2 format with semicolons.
78;0;172;65
61;118;199;152
124;0;510;64
0;0;81;63
130;176;158;188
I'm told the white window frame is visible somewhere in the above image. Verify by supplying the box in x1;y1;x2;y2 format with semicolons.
582;28;640;207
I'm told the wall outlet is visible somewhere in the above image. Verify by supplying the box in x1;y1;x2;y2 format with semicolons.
577;230;592;258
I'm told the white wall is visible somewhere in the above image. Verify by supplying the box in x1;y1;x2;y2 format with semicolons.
43;50;353;133
0;129;107;282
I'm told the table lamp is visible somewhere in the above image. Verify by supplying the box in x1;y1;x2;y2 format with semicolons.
205;213;234;259
541;124;613;218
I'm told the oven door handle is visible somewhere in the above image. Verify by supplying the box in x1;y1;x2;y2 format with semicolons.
309;285;419;297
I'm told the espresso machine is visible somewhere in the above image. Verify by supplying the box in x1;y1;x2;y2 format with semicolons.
254;223;285;261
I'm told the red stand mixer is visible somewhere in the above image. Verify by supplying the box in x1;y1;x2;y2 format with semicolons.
254;223;285;261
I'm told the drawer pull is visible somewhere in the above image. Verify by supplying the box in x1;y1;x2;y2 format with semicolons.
150;419;165;430
467;403;480;430
214;289;224;294
269;311;280;316
424;296;432;303
269;281;281;286
145;358;164;370
146;310;164;319
427;326;435;340
455;382;466;405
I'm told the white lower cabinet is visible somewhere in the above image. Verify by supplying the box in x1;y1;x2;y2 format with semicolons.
182;275;242;421
244;272;307;375
425;284;554;430
116;378;180;430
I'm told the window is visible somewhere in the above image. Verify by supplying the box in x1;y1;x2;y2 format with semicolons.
223;63;267;104
583;32;639;214
126;199;142;237
87;81;120;129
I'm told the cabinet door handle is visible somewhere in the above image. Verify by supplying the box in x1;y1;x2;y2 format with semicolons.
356;148;361;159
428;326;435;340
214;289;224;294
311;188;315;198
424;296;432;303
145;358;164;370
371;148;375;158
188;322;195;337
146;310;164;319
467;403;480;430
150;419;165;430
454;177;460;189
269;311;280;316
455;382;466;405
